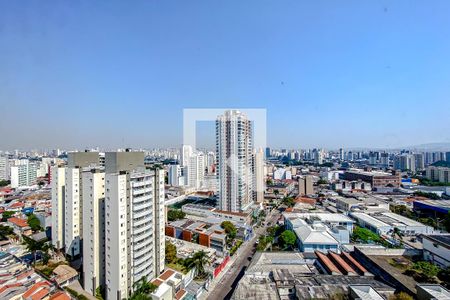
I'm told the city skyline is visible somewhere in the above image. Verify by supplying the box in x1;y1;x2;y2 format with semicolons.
2;1;450;149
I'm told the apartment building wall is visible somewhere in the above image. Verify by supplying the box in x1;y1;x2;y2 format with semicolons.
51;166;66;250
82;170;106;295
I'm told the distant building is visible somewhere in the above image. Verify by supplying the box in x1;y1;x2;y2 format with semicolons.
350;212;434;236
10;160;37;188
168;164;184;186
343;169;401;188
426;166;450;183
0;156;10;181
298;176;313;196
216;110;254;212
273;168;292;180
394;154;416;172
421;234;450;268
254;149;265;203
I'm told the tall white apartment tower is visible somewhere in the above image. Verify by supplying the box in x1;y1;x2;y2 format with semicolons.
216;110;254;212
104;152;165;300
187;152;205;189
82;169;106;296
254;149;265;203
0;156;10;181
51;166;66;250
64;152;100;258
180;145;193;167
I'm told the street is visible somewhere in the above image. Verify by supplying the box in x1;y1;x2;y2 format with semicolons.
203;209;280;300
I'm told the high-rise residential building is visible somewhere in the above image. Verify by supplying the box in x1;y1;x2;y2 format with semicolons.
254;149;265;203
82;169;105;295
51;166;66;250
446;152;450;163
426;166;450;183
180;145;193;167
10;160;37;188
187;152;205;189
380;152;389;167
103;152;165;300
168;164;183;186
64;152;100;258
216;110;254;212
265;147;271;159
339;148;344;160
368;152;378;165
414;153;425;171
313;149;324;165
0;156;10;181
298;175;313;196
394;154;416;172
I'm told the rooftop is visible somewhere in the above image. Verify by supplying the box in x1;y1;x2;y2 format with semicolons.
7;217;29;228
346;169;395;177
52;265;78;285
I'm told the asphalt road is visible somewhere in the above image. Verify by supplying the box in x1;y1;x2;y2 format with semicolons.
206;209;280;300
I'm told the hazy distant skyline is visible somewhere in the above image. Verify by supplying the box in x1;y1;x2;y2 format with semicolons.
1;1;450;150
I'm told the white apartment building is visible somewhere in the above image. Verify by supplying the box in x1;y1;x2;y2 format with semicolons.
216;110;254;212
180;145;193;168
50;152;100;257
273;168;292;180
82;169;106;295
64;152;100;258
187;152;205;189
0;156;10;181
394;154;416;172
51;166;66;250
426;166;450;183
10;160;37;188
168;164;184;186
103;152;165;300
254;149;265;203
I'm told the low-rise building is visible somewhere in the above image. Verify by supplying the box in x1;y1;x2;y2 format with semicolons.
284;212;354;253
232;251;393;300
165;219;227;254
343;169;401;188
7;217;32;236
350;212;435;236
420;234;450;268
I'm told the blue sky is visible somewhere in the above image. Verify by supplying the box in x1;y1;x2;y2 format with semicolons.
1;1;450;150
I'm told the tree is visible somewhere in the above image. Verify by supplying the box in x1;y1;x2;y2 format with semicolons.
27;214;42;232
167;209;186;221
352;226;383;244
273;189;280;198
389;292;413;300
279;230;296;250
391;227;403;244
95;286;105;300
0;180;10;187
413;191;441;200
130;276;157;300
165;241;177;264
0;225;14;240
317;179;329;185
1;211;15;222
282;197;295;207
444;212;450;233
221;221;237;242
438;266;450;288
406;261;441;283
267;225;280;238
22;235;46;266
184;250;210;279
